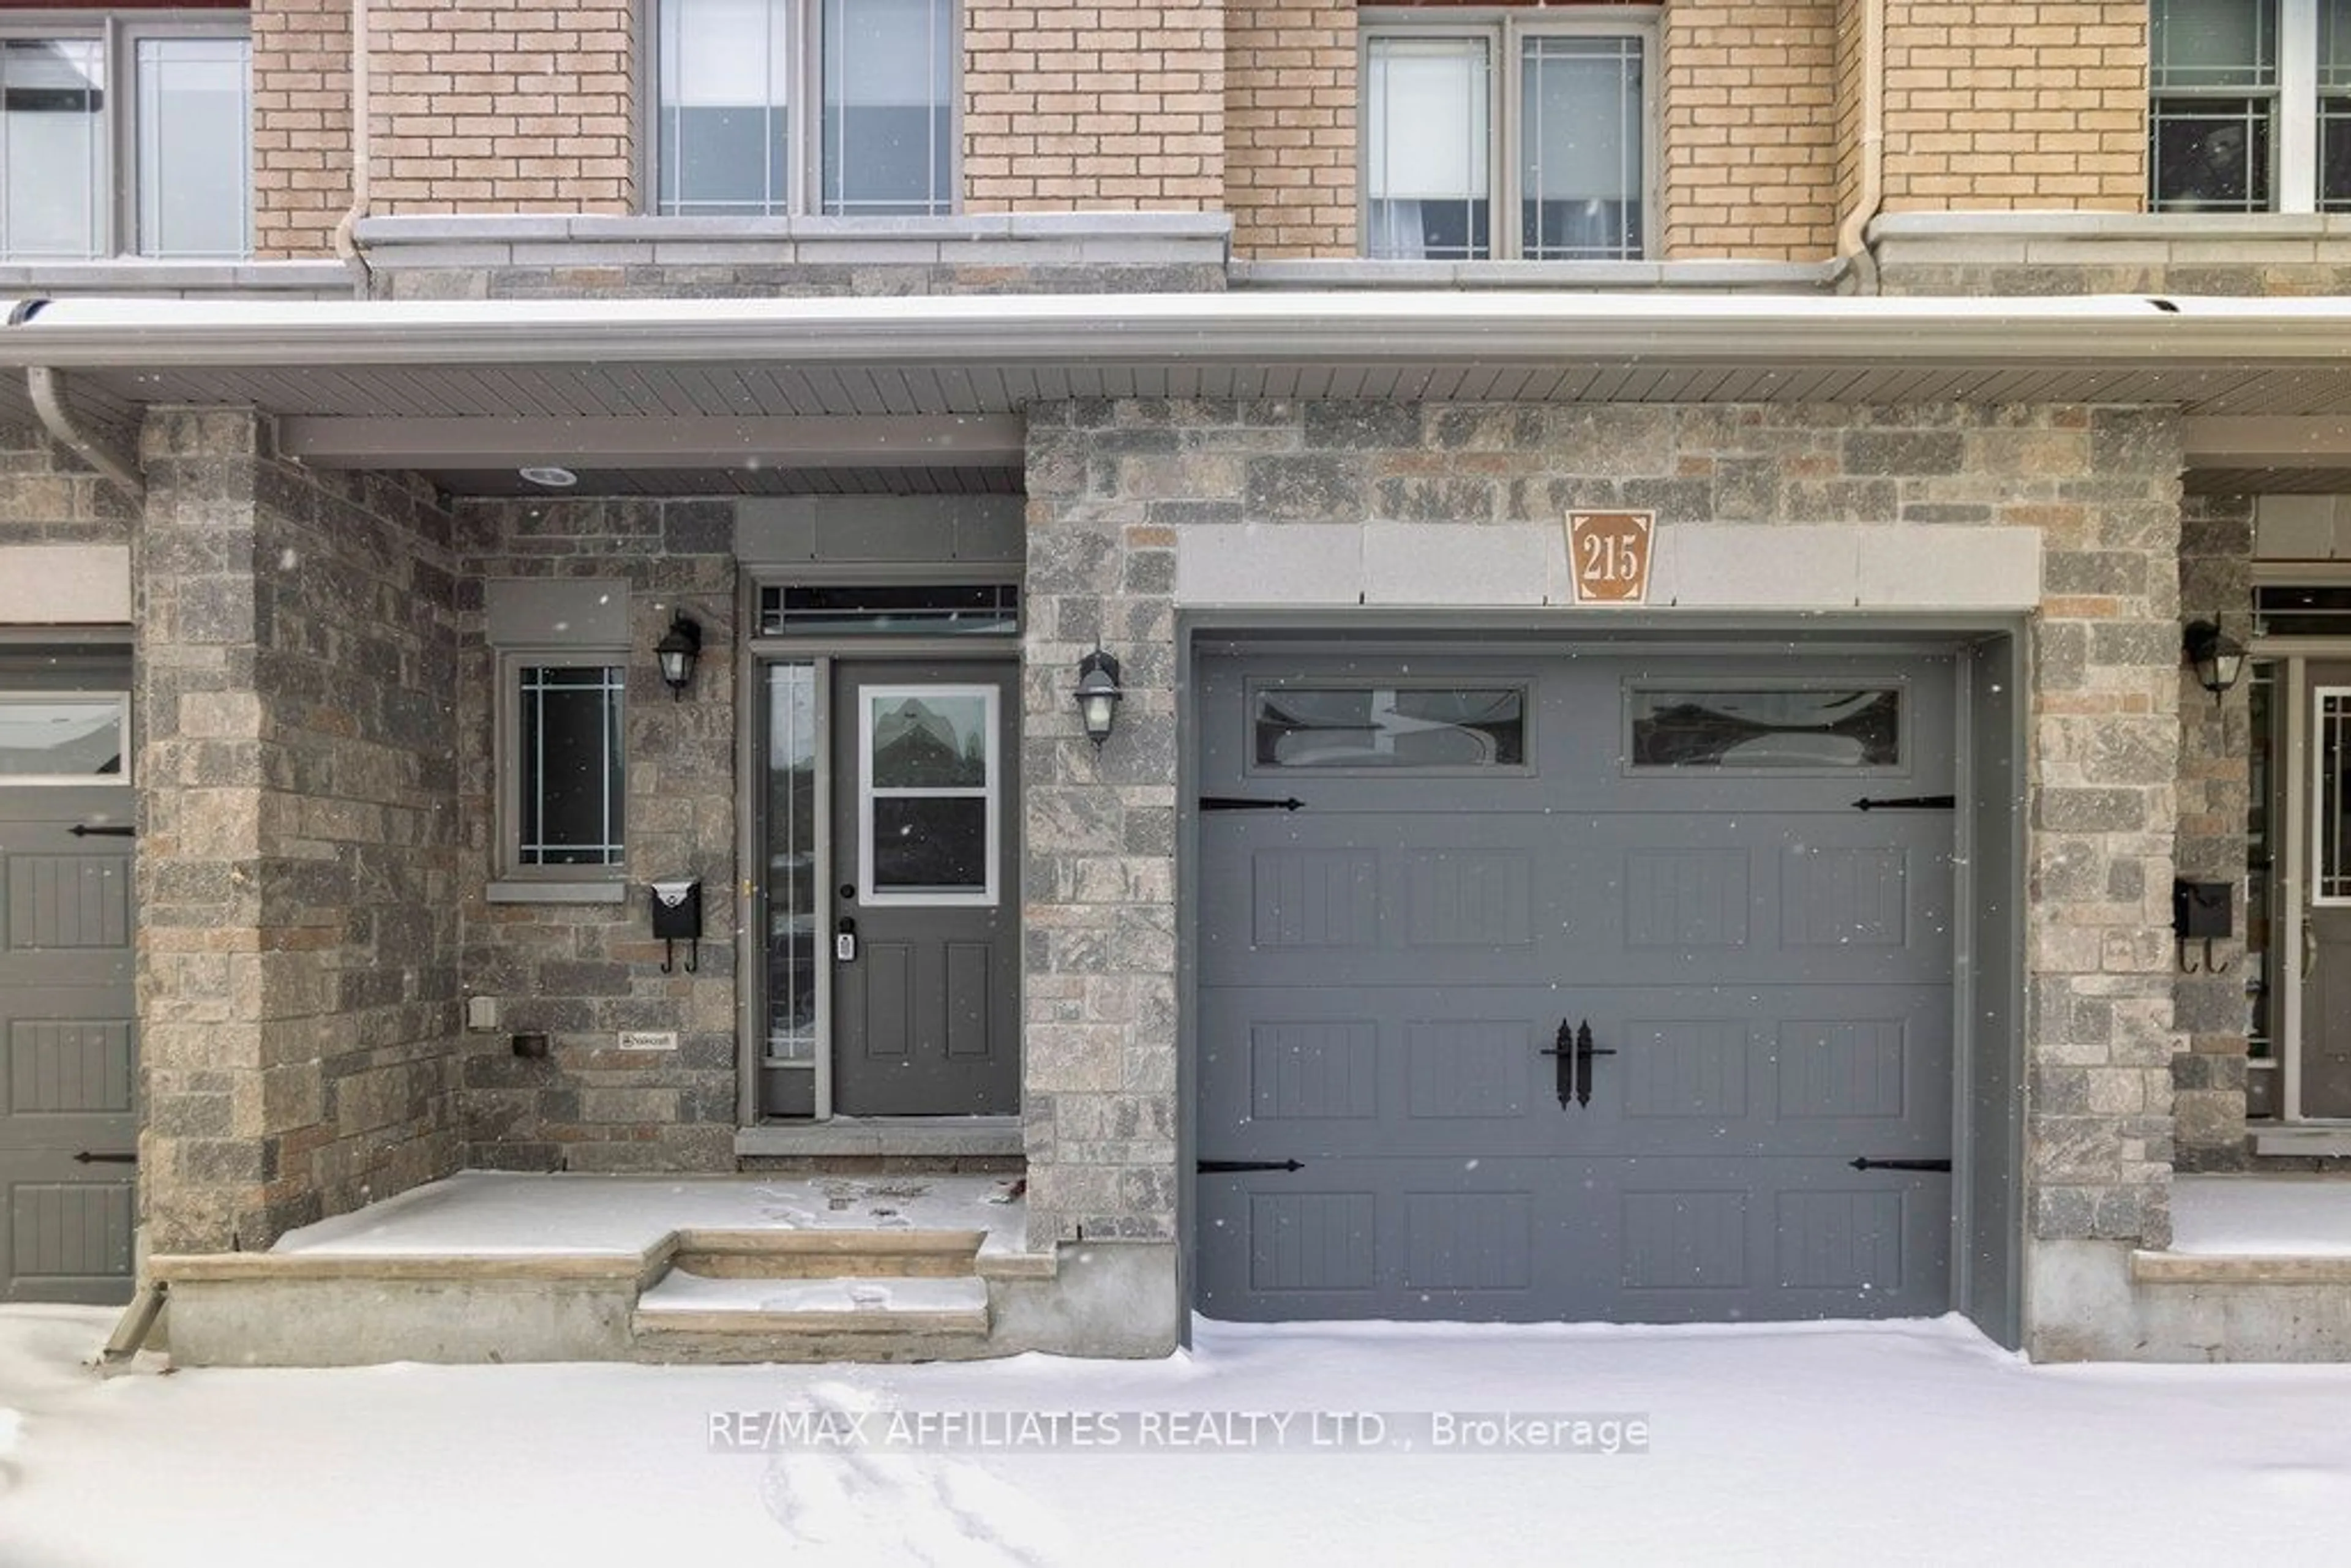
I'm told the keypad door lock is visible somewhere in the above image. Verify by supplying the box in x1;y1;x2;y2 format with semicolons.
834;917;857;962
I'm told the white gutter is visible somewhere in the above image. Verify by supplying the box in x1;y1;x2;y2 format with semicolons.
1834;0;1887;295
329;0;373;293
0;291;2333;372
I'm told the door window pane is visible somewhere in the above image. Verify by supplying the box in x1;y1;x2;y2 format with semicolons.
861;685;996;902
1630;688;1902;770
518;666;625;866
1521;36;1643;261
1;39;103;259
1253;687;1526;770
765;664;818;1063
2319;687;2351;903
659;0;791;215
821;0;953;215
137;37;250;258
0;696;126;781
1366;36;1491;260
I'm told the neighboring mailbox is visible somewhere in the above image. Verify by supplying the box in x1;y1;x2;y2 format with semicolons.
2172;879;2232;974
650;878;702;972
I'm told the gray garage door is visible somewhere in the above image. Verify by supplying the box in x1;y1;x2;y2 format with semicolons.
1196;648;1956;1324
0;649;137;1304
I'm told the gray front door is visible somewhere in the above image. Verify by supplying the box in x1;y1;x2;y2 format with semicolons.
830;660;1020;1116
1196;649;1957;1324
0;650;137;1304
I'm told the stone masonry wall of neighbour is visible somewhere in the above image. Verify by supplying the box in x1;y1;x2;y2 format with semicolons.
137;409;463;1253
1021;399;2184;1251
2174;493;2255;1171
451;498;738;1174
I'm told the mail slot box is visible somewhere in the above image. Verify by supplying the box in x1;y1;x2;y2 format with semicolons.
649;879;702;941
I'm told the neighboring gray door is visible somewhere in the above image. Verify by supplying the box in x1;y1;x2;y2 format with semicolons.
830;659;1020;1116
1196;650;1957;1324
2301;662;2351;1117
0;650;137;1304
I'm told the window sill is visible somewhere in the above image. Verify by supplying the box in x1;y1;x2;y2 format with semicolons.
486;879;628;906
0;258;354;298
351;212;1233;273
1236;257;1843;292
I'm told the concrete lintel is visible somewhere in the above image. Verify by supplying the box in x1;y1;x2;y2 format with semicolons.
280;413;1029;470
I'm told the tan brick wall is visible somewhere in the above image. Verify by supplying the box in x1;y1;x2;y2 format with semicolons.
368;0;635;215
964;0;1223;210
1662;1;1841;259
1880;1;2145;211
1225;0;1355;257
252;0;354;260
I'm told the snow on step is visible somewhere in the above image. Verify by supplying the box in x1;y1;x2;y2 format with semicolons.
635;1270;988;1335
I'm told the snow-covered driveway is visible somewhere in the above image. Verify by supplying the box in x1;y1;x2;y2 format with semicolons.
3;1306;2347;1566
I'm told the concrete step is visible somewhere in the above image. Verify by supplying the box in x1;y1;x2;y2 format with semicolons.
631;1270;990;1362
668;1227;982;1280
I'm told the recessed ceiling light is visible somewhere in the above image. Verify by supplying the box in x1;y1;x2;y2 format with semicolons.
519;465;578;489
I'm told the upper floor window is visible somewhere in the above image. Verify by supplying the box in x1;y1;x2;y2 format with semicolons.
1362;15;1651;261
654;0;955;218
2151;0;2351;212
0;22;250;261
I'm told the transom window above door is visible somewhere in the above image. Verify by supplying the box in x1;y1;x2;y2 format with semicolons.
0;22;250;261
1362;13;1652;261
2150;0;2351;212
654;0;956;217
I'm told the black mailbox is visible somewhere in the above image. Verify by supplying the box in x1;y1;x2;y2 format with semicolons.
2172;879;2232;975
2172;879;2232;940
650;879;702;973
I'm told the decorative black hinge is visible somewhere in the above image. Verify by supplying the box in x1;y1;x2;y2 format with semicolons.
1848;1157;1953;1172
1196;1158;1305;1173
1200;797;1305;813
69;823;135;838
72;1150;138;1165
1850;795;1956;812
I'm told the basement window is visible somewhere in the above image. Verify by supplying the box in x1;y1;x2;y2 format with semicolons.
0;23;250;260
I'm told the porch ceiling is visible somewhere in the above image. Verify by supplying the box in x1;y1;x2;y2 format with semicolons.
12;292;2351;497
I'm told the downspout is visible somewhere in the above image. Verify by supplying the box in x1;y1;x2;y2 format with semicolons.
1835;0;1887;296
330;0;373;293
26;364;144;503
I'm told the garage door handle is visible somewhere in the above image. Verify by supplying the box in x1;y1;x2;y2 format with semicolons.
70;823;135;838
1540;1019;1614;1109
1199;796;1304;813
1198;1159;1304;1174
72;1150;137;1165
1848;1157;1951;1173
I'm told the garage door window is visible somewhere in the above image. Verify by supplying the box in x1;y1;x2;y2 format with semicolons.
0;694;127;782
1629;686;1902;771
1251;685;1528;771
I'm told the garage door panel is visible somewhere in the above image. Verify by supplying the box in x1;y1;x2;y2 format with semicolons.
1;1158;136;1305
1196;648;1955;1326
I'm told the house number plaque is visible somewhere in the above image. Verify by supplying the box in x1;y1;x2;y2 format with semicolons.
1566;510;1655;605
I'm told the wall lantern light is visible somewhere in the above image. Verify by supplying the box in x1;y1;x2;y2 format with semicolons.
1075;648;1123;747
2183;619;2244;703
656;613;702;700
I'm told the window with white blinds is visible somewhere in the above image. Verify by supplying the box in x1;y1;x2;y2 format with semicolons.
1363;15;1650;262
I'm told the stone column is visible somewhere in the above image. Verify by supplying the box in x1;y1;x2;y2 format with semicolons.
137;409;462;1253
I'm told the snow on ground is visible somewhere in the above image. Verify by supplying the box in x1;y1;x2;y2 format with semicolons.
5;1308;2351;1567
268;1171;1028;1259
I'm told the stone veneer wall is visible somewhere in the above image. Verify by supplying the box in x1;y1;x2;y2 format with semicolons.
137;409;462;1252
2175;492;2255;1169
451;498;738;1173
0;425;137;542
1021;399;2184;1255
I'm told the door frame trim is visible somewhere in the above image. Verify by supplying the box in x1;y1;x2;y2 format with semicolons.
1176;609;2030;1345
737;632;1022;1127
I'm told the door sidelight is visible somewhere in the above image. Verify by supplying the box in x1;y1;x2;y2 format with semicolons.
1540;1019;1616;1109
